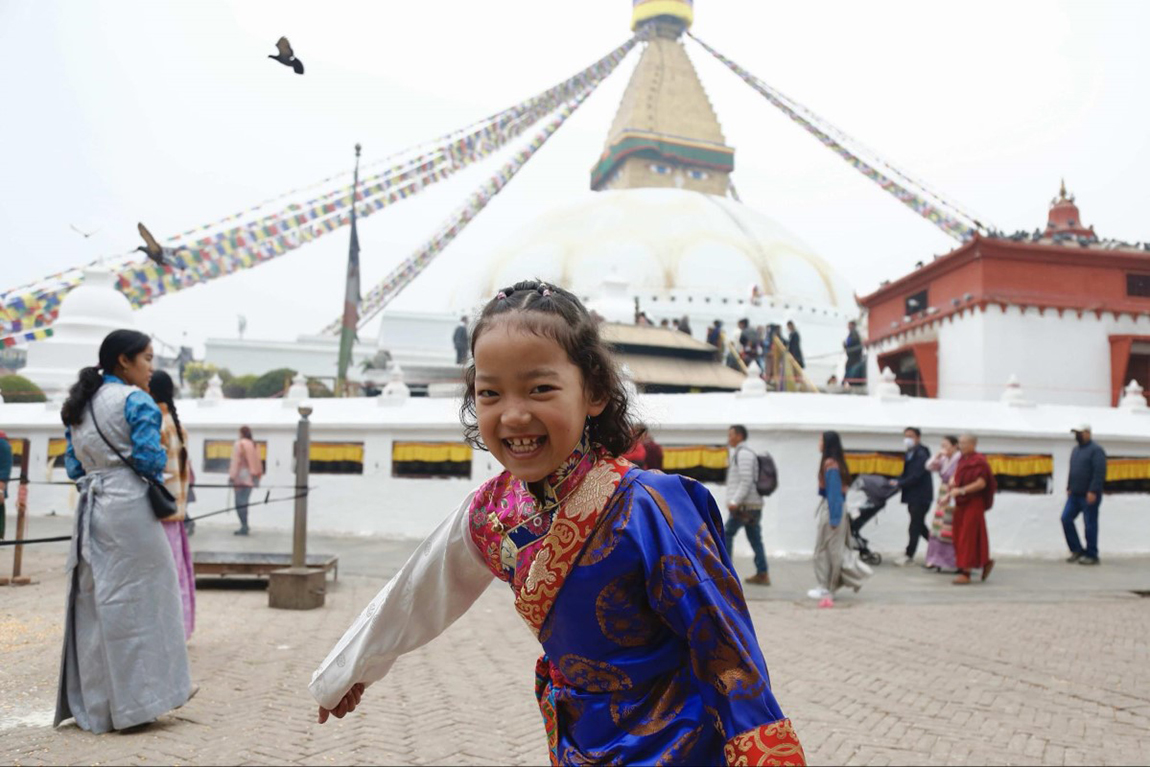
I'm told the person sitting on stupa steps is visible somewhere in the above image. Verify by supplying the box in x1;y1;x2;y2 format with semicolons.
1063;423;1107;566
312;281;805;765
724;424;769;586
891;427;934;567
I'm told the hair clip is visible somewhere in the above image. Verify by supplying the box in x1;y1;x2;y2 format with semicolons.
496;291;507;300
542;288;552;297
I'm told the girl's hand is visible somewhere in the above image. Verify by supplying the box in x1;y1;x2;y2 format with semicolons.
317;682;364;724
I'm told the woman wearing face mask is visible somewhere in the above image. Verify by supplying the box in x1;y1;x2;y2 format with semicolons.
924;436;961;572
808;431;873;608
55;330;193;733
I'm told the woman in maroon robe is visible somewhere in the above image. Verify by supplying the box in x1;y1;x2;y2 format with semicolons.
949;434;997;585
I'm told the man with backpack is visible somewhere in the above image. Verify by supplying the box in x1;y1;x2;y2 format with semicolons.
724;424;775;586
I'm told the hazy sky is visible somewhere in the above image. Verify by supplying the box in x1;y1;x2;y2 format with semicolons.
2;1;1148;355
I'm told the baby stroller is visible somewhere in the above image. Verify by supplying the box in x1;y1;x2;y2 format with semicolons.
845;474;899;566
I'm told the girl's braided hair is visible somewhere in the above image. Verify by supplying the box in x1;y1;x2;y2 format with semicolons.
460;280;635;456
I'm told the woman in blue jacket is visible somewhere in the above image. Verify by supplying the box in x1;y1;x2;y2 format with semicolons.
809;431;872;607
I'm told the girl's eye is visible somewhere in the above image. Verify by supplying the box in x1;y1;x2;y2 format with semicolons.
532;385;557;394
477;389;498;398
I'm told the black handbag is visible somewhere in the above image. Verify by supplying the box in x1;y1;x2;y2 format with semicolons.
87;400;178;519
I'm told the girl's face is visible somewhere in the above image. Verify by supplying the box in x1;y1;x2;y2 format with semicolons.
474;322;605;483
818;436;825;453
117;344;154;392
941;440;955;456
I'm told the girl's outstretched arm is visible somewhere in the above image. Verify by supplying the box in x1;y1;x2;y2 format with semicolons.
311;490;493;718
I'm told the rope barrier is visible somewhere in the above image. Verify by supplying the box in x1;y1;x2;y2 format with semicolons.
0;487;314;546
0;536;70;547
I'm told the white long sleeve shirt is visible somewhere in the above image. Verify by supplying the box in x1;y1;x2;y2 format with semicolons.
309;491;494;711
725;445;762;509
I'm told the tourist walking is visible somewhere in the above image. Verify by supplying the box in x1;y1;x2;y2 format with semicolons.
924;435;961;572
786;320;804;369
55;329;192;733
809;431;872;607
892;427;933;566
678;314;692;336
311;281;804;764
1062;423;1107;565
453;316;469;364
950;433;996;585
151;370;196;640
228;425;263;535
724;424;770;585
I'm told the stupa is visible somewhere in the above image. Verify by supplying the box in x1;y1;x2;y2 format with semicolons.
457;0;856;384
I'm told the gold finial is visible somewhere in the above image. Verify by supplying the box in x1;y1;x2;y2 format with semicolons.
1059;178;1067;200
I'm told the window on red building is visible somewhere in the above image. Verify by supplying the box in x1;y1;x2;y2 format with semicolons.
1128;273;1150;298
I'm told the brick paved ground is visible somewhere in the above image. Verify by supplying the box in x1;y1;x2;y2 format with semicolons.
3;516;1150;765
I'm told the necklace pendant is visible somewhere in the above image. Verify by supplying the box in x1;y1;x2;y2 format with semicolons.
487;511;505;535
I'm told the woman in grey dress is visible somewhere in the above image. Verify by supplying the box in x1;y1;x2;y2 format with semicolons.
55;329;193;733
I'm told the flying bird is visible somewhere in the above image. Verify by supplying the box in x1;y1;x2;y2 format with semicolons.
136;222;188;270
69;224;100;239
269;37;304;74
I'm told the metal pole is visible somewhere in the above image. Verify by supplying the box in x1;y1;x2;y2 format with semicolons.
11;440;31;584
291;405;312;570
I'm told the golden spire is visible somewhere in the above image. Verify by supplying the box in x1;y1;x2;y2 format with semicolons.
591;5;734;195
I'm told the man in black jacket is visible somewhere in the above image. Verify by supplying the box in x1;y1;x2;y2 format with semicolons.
891;427;933;565
1062;423;1107;565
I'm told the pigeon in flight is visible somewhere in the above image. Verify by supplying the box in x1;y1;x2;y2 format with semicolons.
136;222;188;270
269;37;304;74
69;224;100;239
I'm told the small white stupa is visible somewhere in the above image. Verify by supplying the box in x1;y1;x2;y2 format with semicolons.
22;265;135;400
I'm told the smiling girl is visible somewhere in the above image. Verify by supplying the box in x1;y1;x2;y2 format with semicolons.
310;281;805;766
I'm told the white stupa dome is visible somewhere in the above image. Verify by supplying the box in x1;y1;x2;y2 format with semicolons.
22;265;136;399
464;188;853;312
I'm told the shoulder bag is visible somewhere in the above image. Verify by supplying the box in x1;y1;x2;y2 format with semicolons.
87;400;177;519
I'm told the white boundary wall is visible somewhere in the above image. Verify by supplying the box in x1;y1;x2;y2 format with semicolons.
3;389;1147;556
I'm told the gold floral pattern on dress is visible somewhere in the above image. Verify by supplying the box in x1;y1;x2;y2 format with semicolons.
695;522;746;610
558;746;623;766
556;654;633;693
722;719;806;766
596;571;661;647
641;482;676;528
523;547;556;594
704;704;727;741
688;606;766;700
580;494;633;567
564;462;624;522
609;667;689;735
514;459;628;636
647;554;701;614
654;724;704;766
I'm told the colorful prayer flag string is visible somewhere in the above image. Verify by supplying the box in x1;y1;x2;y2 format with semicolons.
689;34;980;243
0;36;641;347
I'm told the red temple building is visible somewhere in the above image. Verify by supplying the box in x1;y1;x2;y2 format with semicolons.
859;182;1150;407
